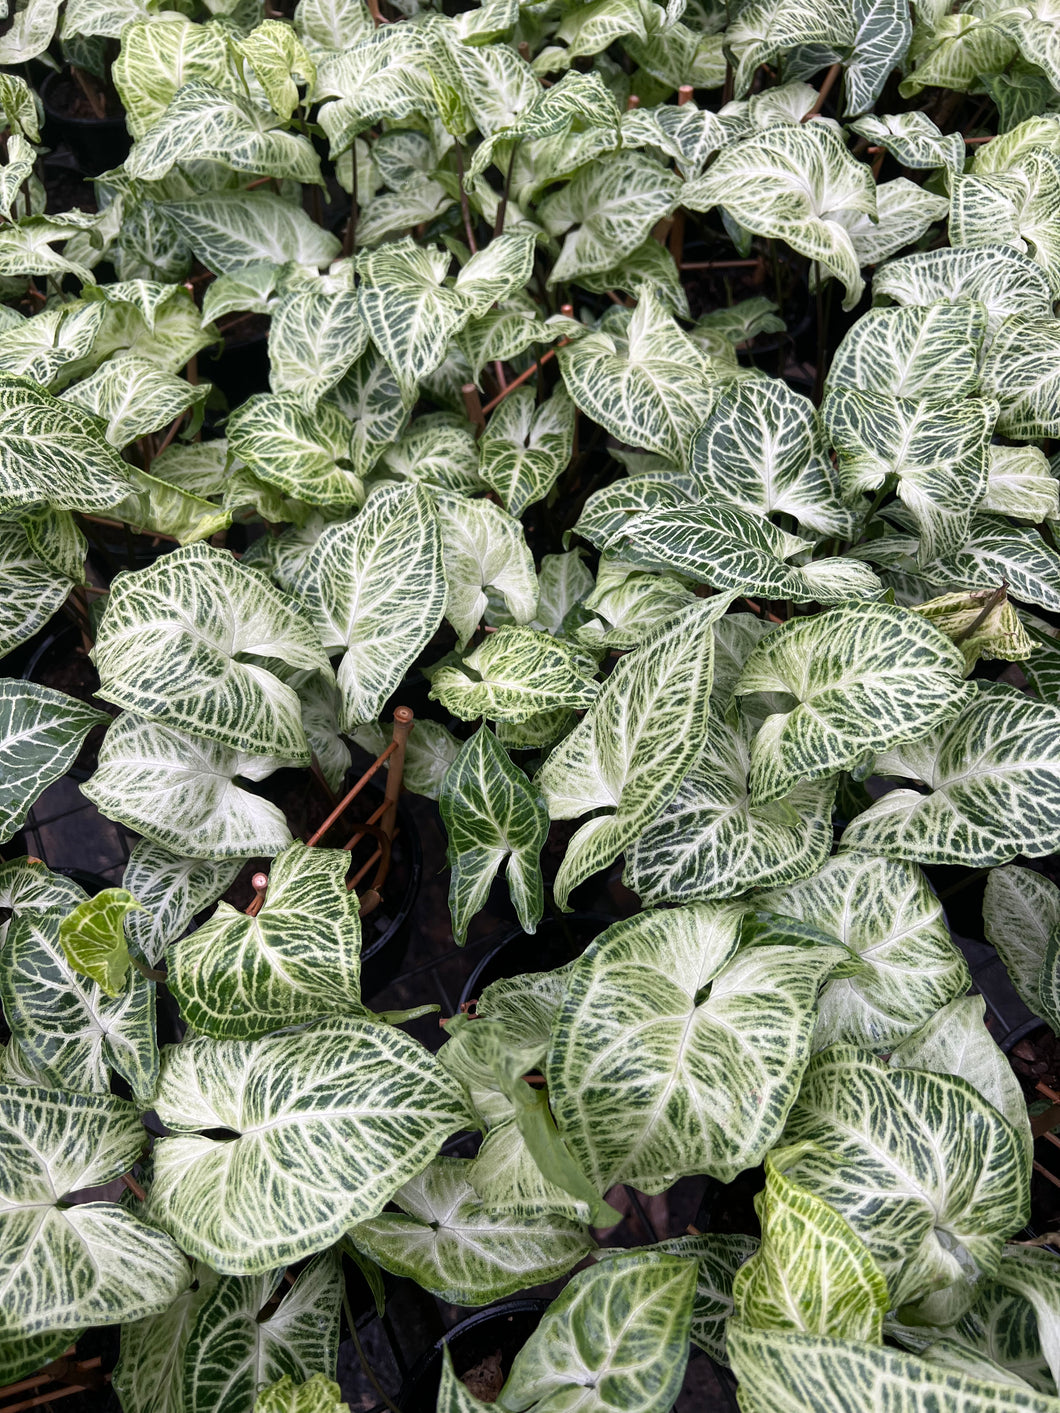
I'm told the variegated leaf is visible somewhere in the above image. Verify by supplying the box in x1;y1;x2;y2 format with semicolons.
889;996;1033;1166
839;684;1060;866
980;316;1060;438
122;841;243;968
226;392;363;508
835;178;948;269
0;1085;190;1339
357;239;471;401
160;191;340;276
58;888;140;1000
728;1325;1060;1413
624;714;836;906
0;372;135;516
434;491;538;648
824;390;995;564
683;123;877;309
500;1251;696;1413
983;864;1060;1024
733;1148;889;1340
983;445;1060;523
781;1046;1030;1312
0;213;99;287
733;602;973;805
439;724;549;944
268;287;367;411
478;386;575;518
146;1017;468;1273
873;244;1055;336
236;18;316;121
299;484;446;731
348;1156;592;1304
82;713;294;862
609;501;882;604
557;289;717;463
826;300;987;403
378;414;482;495
332;348;413;482
911;589;1033;673
537;151;679;284
127;82;321;186
548;904;845;1191
0;519;81;660
295;0;371;56
536;595;734;909
950;151;1060;296
850;112;965;172
0;682;108;845
0;300;105;387
93;542;330;761
168;842;366;1040
430;626;598;723
689;377;856;537
256;1374;347;1413
114;18;233;139
759;852;969;1052
1;894;157;1103
454;232;538;318
61;355;208;448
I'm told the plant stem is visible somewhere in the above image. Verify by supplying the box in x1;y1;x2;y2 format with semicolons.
342;1286;403;1413
455;141;478;254
952;581;1008;644
803;63;842;120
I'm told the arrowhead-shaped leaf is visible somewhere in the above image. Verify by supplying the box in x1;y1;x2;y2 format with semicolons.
0;682;108;844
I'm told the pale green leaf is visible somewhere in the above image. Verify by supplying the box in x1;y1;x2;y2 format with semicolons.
114;19;233;139
58;888;141;1000
61;354;208;448
122;840;243;968
256;1373;347;1413
826;300;987;403
236;19;316;121
0;300;105;388
430;626;598;723
980;316;1060;438
983;864;1060;1022
267;286;366;412
479;386;575;518
378;414;483;495
226;392;363;508
873;244;1055;336
910;588;1034;673
434;491;538;648
160;190;340;275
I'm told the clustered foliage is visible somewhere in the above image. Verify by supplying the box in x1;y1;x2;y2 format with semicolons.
6;0;1060;1408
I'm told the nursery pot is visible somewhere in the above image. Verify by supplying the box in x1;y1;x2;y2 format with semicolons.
397;1299;549;1413
22;625;112;782
459;912;611;1012
40;72;131;178
359;792;423;1000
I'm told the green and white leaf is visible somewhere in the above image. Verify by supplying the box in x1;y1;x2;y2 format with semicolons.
839;684;1060;866
430;627;598;723
733;602;973;805
758;852;969;1051
236;18;316;121
873;244;1055;336
114;18;233;138
62;355;208;448
850;111;965;172
498;1251;696;1413
377;414;482;496
980;316;1060;438
0;299;105;388
146;1017;468;1272
434;491;538;648
536;595;735;909
781;1046;1030;1311
58;888;141;1000
348;1156;592;1305
226;392;362;508
826;300;987;403
624;713;837;906
267;287;366;412
478;386;576;518
168;841;366;1040
983;865;1060;1024
93;542;330;761
0;519;81;660
439;724;549;944
82;713;295;862
0;1084;190;1339
0;682;108;845
300;484;446;730
160;191;339;276
689;377;856;537
122;840;244;968
733;1147;889;1340
547;903;845;1191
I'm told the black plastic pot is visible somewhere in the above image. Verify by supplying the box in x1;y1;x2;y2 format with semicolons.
397;1300;549;1413
459;912;611;1012
359;792;423;1000
40;72;131;177
22;625;113;782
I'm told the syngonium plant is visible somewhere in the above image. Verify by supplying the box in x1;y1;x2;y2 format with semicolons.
6;0;1060;1408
